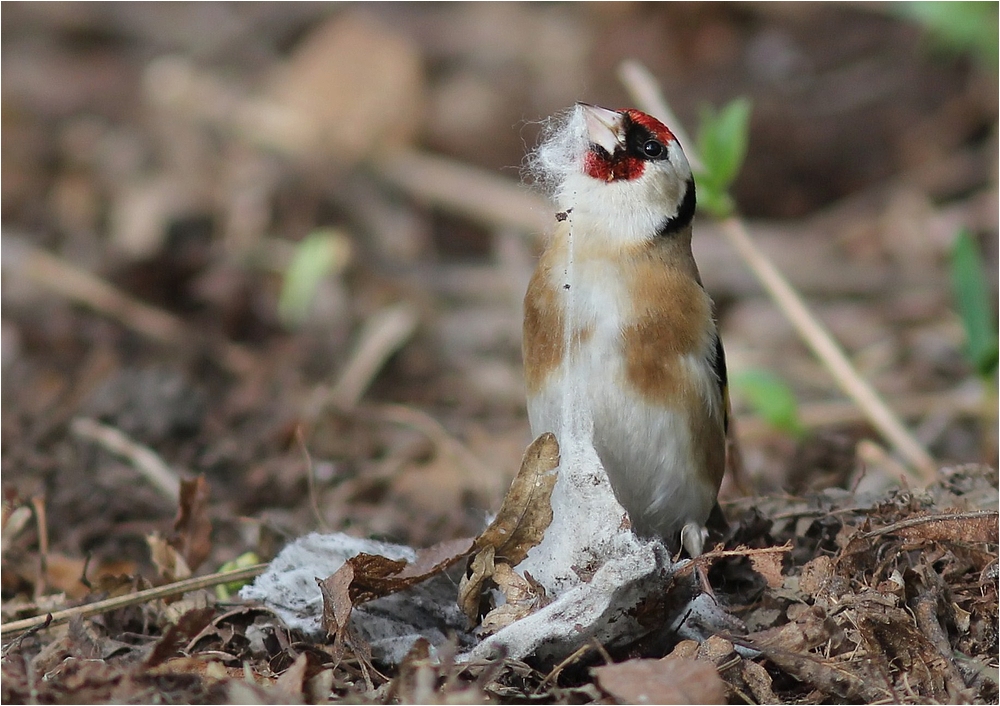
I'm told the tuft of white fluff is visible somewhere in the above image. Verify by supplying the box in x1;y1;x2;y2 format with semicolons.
523;105;589;198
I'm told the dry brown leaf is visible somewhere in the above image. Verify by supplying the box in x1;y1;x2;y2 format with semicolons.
395;537;476;581
144;607;216;668
478;563;543;634
311;435;558;643
145;656;248;683
168;475;212;573
318;537;476;645
741;659;779;704
474;432;559;564
695;634;737;665
274;652;310;700
480;602;533;635
749;549;784;588
492;563;534;603
593;657;726;705
318;562;357;647
42;553;90;598
798;555;833;595
458;545;495;624
147;532;191;581
747;606;830;653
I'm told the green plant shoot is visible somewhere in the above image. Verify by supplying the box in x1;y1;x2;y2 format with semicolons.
694;98;752;219
731;368;805;438
214;552;262;601
278;229;350;329
950;229;998;379
896;1;999;69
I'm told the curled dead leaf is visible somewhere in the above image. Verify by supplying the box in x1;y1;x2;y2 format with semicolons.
458;545;495;625
148;532;191;582
318;537;476;647
474;432;559;564
478;563;545;635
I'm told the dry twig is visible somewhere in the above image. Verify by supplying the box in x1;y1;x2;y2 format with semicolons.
0;563;268;637
304;302;420;419
70;417;182;504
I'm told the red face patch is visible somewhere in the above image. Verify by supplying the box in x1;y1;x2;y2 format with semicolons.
582;108;676;183
583;150;644;182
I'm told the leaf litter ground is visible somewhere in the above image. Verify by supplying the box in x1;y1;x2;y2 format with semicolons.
2;3;997;704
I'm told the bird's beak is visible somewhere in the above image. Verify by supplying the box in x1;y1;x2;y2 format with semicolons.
579;103;625;156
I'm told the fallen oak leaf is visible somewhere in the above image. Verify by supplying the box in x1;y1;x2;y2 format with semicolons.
474;432;559;564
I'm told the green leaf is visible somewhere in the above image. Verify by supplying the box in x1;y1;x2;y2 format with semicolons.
214;552;262;601
950;229;998;378
895;1;999;69
277;229;350;329
731;369;804;437
694;98;752;219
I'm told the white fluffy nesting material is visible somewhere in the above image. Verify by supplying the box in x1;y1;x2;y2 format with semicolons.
240;533;472;664
524;104;590;205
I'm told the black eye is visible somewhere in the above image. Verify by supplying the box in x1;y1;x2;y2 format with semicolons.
642;140;663;158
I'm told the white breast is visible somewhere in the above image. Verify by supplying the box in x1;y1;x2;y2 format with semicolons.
525;251;720;546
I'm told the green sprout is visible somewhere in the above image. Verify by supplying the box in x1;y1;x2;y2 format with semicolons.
694;98;752;219
950;229;998;379
214;552;262;601
731;368;805;438
895;1;999;69
277;229;350;328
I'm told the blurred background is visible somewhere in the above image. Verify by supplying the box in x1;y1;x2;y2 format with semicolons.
2;2;997;586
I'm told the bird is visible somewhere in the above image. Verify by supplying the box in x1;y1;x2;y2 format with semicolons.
522;103;728;557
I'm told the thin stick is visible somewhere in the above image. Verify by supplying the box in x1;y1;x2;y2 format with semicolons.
306;302;420;417
618;61;937;484
70;417;182;504
859;509;998;539
0;563;268;637
717;218;937;480
538;643;592;690
3;235;258;377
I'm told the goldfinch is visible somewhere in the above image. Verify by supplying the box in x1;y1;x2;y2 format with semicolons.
523;103;728;557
